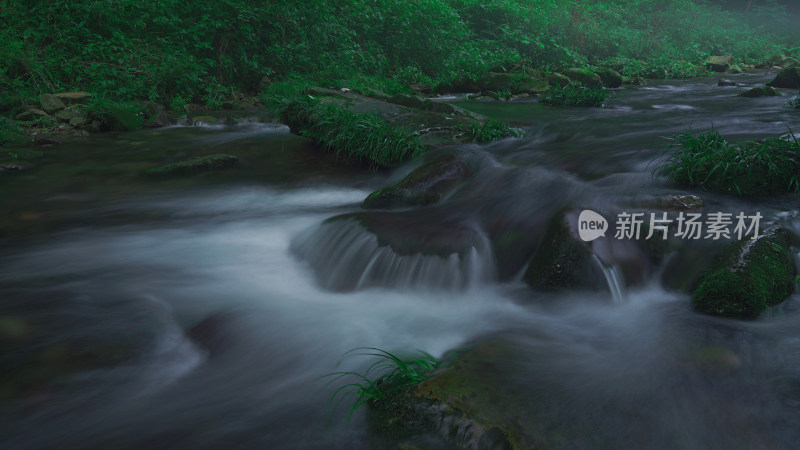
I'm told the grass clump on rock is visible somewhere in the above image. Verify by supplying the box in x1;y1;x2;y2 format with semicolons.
462;119;522;143
323;347;439;416
656;129;800;196
789;90;800;109
541;84;608;107
281;97;424;169
692;228;794;318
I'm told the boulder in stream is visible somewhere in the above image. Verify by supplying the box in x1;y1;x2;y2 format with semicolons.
692;227;794;318
739;86;783;98
563;68;603;88
767;67;800;89
363;152;472;209
596;68;623;88
144;154;239;176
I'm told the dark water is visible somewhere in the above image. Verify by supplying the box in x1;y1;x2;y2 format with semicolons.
2;73;800;449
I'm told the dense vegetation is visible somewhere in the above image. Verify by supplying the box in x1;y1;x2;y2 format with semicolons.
1;0;797;110
656;129;800;196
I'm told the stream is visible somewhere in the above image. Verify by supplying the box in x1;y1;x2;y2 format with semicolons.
2;72;800;449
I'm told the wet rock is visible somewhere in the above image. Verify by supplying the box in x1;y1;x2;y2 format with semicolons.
39;93;65;113
739;86;782;98
54;109;80;122
191;115;219;125
622;76;646;85
718;79;737;87
705;55;734;72
142;101;169;128
144;154;239;176
596;68;623;88
757;55;800;69
767;67;800;89
523;210;599;290
563;68;603;88
363;152;472;209
0;165;22;172
54;91;92;103
692;227;794;318
15;108;47;121
388;94;428;109
33;134;63;147
187;314;234;358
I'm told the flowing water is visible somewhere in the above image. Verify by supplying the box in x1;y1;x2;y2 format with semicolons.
2;73;800;449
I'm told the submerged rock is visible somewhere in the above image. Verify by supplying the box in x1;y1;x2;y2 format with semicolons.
739;86;783;98
692;228;794;318
524;211;597;290
144;154;239;176
705;55;734;72
363;152;472;209
717;79;737;87
767;67;800;89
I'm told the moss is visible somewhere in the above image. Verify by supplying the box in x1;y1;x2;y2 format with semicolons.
144;154;239;176
563;68;603;88
739;86;783;98
692;228;794;318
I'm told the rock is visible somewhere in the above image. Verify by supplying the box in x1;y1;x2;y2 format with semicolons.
692;227;794;318
15;108;47;121
705;55;734;72
141;101;169;128
436;77;481;93
363;152;472;209
359;87;391;100
221;100;235;110
523;211;599;290
622;76;646;85
39;93;65;113
33;134;63;147
596;68;623;88
144;154;239;176
766;67;800;89
54;92;92;103
192;115;219;125
187;314;235;358
69;115;86;127
758;55;800;69
718;79;737;87
482;90;500;100
739;86;783;98
54;109;80;122
726;64;743;74
636;194;704;211
388;94;428;109
0;165;22;172
563;68;603;88
547;72;571;88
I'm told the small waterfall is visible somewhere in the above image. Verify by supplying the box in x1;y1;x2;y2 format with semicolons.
591;255;626;303
290;217;495;291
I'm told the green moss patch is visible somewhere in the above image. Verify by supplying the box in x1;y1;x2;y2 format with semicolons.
692;228;794;318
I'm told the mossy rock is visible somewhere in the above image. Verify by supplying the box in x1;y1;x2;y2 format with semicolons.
726;64;743;74
563;68;602;88
523;211;596;290
692;227;794;318
596;68;623;88
622;76;646;86
144;154;239;176
546;72;571;88
388;94;428;109
705;55;733;72
39;93;65;113
767;67;800;89
739;86;783;98
363;152;472;209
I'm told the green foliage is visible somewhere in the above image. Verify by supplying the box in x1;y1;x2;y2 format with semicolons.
0;0;795;110
323;347;440;416
541;84;609;107
463;119;522;142
656;129;800;196
282;97;425;168
84;98;144;131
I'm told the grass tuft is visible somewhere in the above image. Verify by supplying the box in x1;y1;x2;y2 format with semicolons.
541;84;608;107
463;119;523;143
281;97;424;169
322;347;439;417
655;129;800;196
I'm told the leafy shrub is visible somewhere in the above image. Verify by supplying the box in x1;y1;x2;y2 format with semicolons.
656;129;800;196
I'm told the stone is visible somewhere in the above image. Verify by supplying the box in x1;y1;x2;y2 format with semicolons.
718;79;737;87
54;92;92;103
739;86;783;98
692;227;794;318
69;115;86;127
363;152;472;209
33;134;63;146
767;67;800;89
726;64;743;74
15;108;48;121
39;94;65;113
705;55;734;72
144;154;239;176
596;68;623;88
563;68;603;88
547;72;570;88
